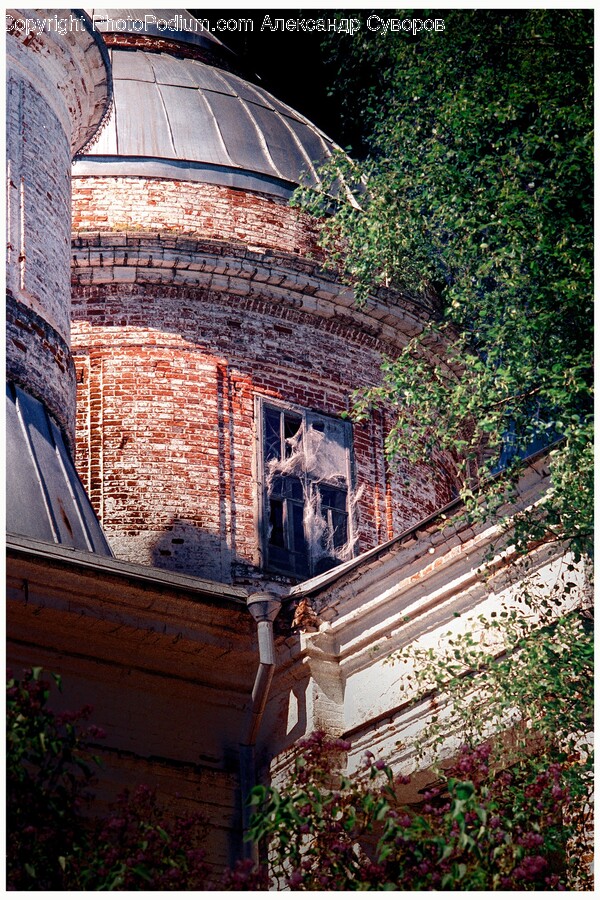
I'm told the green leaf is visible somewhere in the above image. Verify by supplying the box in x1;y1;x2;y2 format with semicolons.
454;781;475;801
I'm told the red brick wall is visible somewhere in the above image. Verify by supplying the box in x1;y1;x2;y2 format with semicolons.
72;280;458;586
72;176;324;259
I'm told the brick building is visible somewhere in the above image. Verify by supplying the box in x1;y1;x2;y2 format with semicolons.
69;9;461;586
6;9;588;872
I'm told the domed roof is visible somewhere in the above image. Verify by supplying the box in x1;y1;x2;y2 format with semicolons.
75;11;338;198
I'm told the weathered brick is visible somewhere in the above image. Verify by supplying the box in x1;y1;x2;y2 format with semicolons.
72;276;459;588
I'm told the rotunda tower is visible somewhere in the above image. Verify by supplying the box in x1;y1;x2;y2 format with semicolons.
6;8;111;552
71;11;460;587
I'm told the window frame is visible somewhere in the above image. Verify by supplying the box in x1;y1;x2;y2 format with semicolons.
255;396;357;579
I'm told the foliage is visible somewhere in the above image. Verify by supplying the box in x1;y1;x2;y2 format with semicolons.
67;784;267;890
6;668;267;891
289;14;594;887
247;730;585;890
6;667;103;890
394;591;593;765
295;9;593;558
8;665;591;890
68;785;213;890
393;595;594;878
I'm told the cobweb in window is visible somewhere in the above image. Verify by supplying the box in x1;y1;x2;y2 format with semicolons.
265;420;362;570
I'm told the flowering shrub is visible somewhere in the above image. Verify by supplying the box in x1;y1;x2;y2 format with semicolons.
6;667;102;890
7;669;590;891
6;668;267;891
69;785;213;890
247;731;586;890
70;785;268;890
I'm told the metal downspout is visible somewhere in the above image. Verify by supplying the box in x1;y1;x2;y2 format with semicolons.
240;591;282;861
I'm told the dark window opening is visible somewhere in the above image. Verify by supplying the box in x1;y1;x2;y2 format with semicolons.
258;400;356;579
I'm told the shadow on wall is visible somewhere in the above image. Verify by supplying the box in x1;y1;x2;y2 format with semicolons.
141;364;249;584
147;360;254;582
150;518;233;583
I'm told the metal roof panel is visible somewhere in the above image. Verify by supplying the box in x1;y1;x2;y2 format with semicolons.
149;52;199;87
6;384;56;544
51;417;112;554
158;84;232;165
6;384;112;555
115;78;176;158
205;92;281;177
217;69;275;109
245;104;316;184
282;118;334;181
79;47;338;193
182;59;237;95
111;46;155;81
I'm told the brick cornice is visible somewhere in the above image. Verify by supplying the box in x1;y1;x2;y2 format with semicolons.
71;232;451;361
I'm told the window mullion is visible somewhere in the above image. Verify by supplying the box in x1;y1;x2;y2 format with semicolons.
306;479;315;575
260;398;355;578
279;410;285;460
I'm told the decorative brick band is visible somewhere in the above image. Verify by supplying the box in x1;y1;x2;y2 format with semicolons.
6;292;76;445
71;233;446;359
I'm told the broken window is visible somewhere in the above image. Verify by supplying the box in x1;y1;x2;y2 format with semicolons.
257;398;357;579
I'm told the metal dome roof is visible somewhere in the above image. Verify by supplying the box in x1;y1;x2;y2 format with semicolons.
74;23;338;197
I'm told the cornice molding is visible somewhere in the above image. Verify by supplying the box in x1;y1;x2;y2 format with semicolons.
70;232;455;364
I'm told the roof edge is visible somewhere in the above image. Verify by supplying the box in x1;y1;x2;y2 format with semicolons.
7;533;249;606
72;155;299;199
288;446;557;601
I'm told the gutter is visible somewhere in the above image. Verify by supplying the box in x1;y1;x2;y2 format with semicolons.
239;591;282;861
